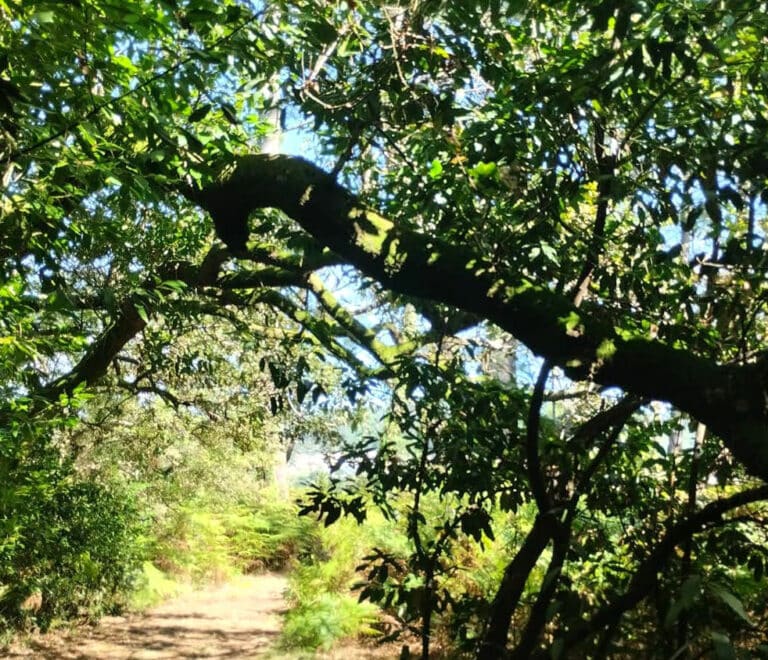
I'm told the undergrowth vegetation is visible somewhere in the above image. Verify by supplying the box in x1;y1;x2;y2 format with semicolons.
280;513;394;651
0;429;145;637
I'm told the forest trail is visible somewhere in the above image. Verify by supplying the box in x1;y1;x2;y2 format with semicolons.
6;573;289;659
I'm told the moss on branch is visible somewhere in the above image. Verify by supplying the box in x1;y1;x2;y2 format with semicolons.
190;154;768;480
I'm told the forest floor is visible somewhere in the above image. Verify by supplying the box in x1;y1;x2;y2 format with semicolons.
4;573;398;659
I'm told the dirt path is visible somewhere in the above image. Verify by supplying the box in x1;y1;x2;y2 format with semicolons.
5;573;288;659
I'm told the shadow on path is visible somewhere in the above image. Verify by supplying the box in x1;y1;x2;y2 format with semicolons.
6;573;287;659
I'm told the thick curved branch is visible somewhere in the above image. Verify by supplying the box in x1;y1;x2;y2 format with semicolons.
478;513;558;659
527;361;552;512
188;153;768;479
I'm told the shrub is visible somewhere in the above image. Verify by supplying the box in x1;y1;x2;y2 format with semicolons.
0;474;145;632
281;592;379;650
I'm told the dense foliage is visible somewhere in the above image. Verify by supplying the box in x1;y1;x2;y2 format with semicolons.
3;0;768;657
0;431;144;632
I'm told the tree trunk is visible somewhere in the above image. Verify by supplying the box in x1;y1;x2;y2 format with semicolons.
509;528;570;659
477;515;555;659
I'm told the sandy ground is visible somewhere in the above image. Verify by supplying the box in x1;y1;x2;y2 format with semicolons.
3;573;406;659
5;574;287;659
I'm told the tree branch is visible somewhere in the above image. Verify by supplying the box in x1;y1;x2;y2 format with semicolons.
24;251;320;415
187;153;768;480
39;300;146;406
560;485;768;653
527;361;552;512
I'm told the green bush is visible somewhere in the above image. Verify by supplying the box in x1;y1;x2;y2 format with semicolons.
0;466;146;632
224;498;323;571
148;495;324;583
277;511;405;651
281;592;379;650
151;507;239;583
128;562;187;610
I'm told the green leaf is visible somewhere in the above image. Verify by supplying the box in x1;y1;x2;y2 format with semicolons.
561;311;583;335
469;161;497;179
709;583;752;625
428;158;443;179
596;339;616;360
296;379;310;404
540;242;559;264
189;104;212;122
33;10;55;23
664;574;701;627
159;280;187;293
135;305;149;323
710;631;736;660
307;19;337;45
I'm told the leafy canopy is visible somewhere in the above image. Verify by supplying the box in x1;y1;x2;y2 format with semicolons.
4;0;768;657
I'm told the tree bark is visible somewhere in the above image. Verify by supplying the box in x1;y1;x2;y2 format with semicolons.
477;514;557;659
39;301;146;406
509;530;570;660
188;154;768;480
